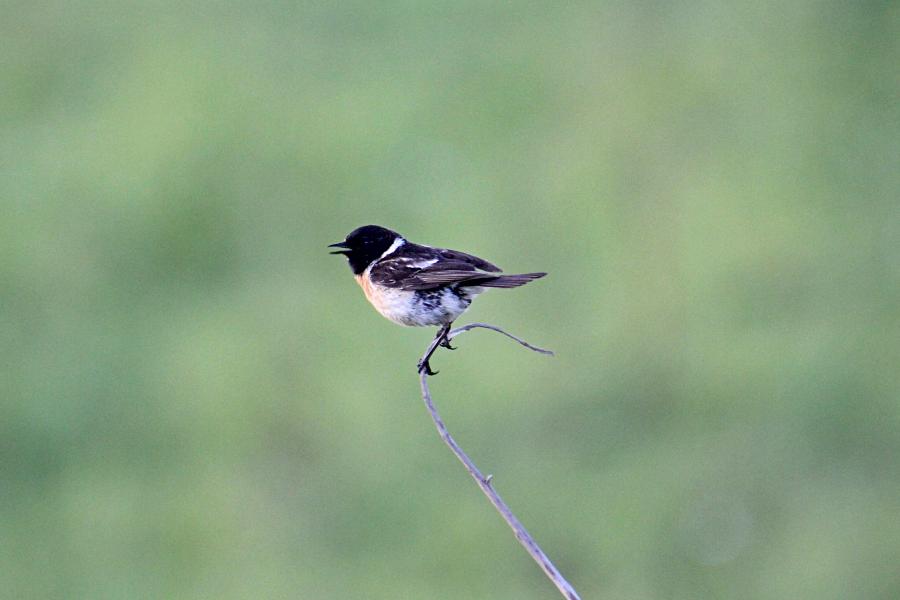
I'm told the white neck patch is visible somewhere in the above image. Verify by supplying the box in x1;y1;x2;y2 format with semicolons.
378;237;405;261
364;237;406;275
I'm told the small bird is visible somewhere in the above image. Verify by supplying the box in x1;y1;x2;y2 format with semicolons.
329;225;546;375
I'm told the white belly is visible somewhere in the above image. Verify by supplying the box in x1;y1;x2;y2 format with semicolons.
355;276;481;326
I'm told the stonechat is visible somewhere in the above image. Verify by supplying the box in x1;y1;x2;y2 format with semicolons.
330;225;546;374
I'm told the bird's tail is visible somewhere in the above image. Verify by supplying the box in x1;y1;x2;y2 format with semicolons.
470;272;547;289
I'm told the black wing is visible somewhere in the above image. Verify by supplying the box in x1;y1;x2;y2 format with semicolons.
369;243;503;291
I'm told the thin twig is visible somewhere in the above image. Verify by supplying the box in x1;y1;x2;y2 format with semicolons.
446;322;555;356
418;323;581;600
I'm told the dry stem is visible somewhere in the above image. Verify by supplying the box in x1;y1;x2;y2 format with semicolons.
418;322;581;600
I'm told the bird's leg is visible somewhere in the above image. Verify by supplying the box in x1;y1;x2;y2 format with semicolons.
435;322;453;350
438;321;456;350
417;324;452;376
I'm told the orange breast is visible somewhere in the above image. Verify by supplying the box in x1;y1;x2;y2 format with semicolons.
355;274;385;311
355;274;372;300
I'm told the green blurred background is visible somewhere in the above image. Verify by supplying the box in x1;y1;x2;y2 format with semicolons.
2;2;899;599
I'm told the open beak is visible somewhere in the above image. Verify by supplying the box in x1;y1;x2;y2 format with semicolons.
328;241;350;255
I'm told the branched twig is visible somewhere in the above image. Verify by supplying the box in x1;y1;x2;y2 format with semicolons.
418;322;581;600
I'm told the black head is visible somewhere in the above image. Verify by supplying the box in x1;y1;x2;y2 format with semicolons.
329;225;403;274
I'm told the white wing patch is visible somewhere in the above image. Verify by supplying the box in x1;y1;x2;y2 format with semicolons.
409;258;438;269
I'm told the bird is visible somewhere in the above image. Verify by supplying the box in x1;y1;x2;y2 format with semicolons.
329;225;546;375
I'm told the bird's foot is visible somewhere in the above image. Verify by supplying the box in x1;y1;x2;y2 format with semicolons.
439;337;456;350
417;359;439;376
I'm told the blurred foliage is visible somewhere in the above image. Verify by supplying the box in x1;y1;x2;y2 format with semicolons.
2;1;899;599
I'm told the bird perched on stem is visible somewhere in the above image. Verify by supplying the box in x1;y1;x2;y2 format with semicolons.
329;225;546;375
